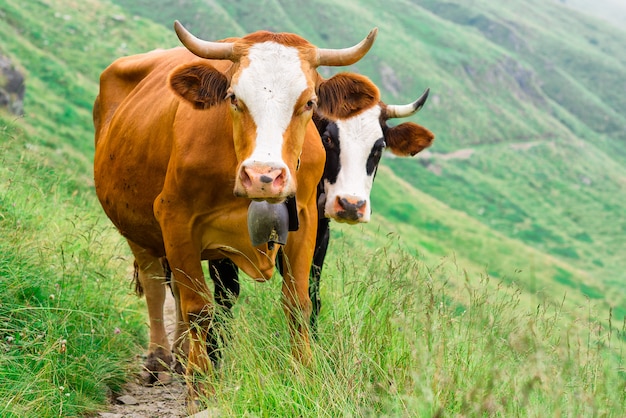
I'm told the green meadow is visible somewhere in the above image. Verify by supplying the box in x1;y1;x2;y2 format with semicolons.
1;0;625;415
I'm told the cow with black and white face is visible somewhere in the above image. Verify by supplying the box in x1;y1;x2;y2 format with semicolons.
315;88;435;223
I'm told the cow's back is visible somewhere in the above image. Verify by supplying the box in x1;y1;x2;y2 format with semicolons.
93;48;202;255
95;49;178;144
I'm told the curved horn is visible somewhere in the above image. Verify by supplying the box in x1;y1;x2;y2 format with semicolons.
316;27;378;67
385;88;430;119
174;20;235;60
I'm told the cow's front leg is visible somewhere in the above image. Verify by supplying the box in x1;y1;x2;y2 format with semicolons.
169;272;188;375
127;240;173;385
156;198;219;407
168;258;240;376
281;216;317;365
162;245;216;408
309;217;330;338
281;273;313;365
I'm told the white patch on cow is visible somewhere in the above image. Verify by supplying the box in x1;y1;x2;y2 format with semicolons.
235;42;308;169
323;105;384;222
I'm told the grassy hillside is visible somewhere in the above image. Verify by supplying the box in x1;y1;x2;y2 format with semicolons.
0;113;147;416
0;0;174;415
389;0;626;318
1;0;625;415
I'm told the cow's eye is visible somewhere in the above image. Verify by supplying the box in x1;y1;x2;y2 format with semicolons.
226;92;238;109
370;139;386;161
304;98;316;112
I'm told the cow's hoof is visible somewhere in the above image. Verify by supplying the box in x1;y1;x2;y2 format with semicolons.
140;348;173;385
184;374;215;414
173;358;185;375
140;369;173;386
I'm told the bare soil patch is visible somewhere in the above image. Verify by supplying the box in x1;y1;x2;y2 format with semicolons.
98;292;188;418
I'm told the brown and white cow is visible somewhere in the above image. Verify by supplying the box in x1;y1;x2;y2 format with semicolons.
93;21;379;403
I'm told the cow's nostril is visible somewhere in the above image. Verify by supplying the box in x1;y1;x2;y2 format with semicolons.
273;170;286;188
240;169;252;187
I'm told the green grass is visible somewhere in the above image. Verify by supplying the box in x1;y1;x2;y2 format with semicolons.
194;240;626;416
0;119;146;417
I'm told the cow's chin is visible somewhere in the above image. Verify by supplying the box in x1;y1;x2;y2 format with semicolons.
233;185;294;204
252;196;287;204
332;216;362;225
233;190;288;204
324;209;370;224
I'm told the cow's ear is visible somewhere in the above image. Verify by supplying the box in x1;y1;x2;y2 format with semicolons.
385;122;434;156
169;63;229;110
316;73;380;119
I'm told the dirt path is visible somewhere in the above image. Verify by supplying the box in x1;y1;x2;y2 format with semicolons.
98;378;187;418
98;292;189;418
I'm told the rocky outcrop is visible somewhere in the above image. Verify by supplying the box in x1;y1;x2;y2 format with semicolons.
0;55;25;116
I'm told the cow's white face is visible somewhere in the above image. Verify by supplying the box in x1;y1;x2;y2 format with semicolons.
231;42;312;201
320;106;385;223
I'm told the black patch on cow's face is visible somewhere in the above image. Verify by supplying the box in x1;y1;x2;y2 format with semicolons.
321;121;340;185
366;138;385;176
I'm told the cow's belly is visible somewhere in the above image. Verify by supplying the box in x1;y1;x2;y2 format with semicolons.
94;141;168;256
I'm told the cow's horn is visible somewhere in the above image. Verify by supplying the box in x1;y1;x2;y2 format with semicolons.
386;88;430;119
316;28;378;67
174;20;234;60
